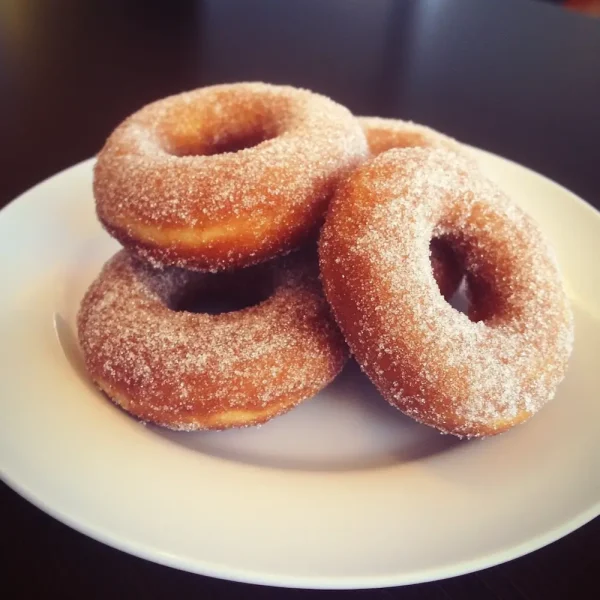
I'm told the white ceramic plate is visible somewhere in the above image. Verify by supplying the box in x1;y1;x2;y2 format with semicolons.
1;149;599;590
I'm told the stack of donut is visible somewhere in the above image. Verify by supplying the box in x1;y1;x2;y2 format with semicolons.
78;82;574;438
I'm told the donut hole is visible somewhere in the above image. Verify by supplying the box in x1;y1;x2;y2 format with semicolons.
172;270;275;315
432;237;504;323
163;108;280;158
171;128;275;157
429;237;464;304
430;236;486;318
204;129;274;156
448;280;470;316
464;272;499;323
155;91;284;158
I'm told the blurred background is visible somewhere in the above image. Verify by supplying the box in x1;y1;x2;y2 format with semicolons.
545;0;600;15
0;0;599;211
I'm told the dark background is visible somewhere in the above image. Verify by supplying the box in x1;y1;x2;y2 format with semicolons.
1;0;599;598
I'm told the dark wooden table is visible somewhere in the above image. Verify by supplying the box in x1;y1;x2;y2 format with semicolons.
1;1;599;598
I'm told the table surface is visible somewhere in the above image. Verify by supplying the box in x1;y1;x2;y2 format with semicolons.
1;0;599;598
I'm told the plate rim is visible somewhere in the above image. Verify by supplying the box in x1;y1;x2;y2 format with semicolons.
1;148;599;590
2;467;599;589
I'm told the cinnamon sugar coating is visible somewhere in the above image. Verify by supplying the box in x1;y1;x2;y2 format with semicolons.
360;117;465;299
319;148;574;437
359;116;466;156
77;250;348;430
94;82;368;272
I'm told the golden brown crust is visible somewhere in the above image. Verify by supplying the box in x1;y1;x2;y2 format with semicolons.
319;148;574;438
359;116;467;157
77;250;348;430
94;83;368;271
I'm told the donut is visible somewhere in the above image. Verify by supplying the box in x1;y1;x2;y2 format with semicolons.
77;249;348;431
94;82;368;271
359;116;466;157
319;148;574;437
360;117;465;300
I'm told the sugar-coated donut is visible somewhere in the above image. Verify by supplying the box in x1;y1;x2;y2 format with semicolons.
359;116;466;157
319;148;574;438
94;82;368;271
361;117;465;299
77;250;348;431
